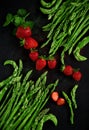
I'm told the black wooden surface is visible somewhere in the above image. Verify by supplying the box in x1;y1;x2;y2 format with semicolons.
0;0;89;130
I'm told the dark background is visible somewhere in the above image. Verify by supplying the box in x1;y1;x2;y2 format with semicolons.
0;0;89;130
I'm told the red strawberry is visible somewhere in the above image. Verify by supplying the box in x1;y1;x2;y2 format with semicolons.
57;98;65;106
51;91;59;102
16;26;32;39
72;71;82;81
48;58;57;69
24;37;38;49
29;51;39;61
63;65;73;76
36;58;46;70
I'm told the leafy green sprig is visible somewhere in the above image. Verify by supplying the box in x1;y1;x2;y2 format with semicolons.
3;9;34;28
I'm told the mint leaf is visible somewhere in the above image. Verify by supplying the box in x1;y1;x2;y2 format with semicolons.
14;15;24;26
22;21;34;29
3;13;14;27
17;9;27;16
3;9;34;30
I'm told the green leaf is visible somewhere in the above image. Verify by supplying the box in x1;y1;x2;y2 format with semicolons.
22;21;34;29
17;9;27;16
3;13;14;27
14;15;24;27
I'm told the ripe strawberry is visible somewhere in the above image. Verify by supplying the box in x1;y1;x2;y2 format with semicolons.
63;65;73;76
51;91;59;102
24;37;38;49
16;26;32;39
29;51;39;61
48;58;57;69
72;71;82;81
36;58;46;70
57;98;65;106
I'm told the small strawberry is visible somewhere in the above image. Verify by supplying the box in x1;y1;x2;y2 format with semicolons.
51;91;59;102
48;58;57;69
57;98;65;106
63;65;73;76
36;58;46;70
16;26;32;39
72;71;82;81
24;37;38;49
29;51;39;61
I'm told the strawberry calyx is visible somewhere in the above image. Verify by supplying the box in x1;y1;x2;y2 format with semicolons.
47;55;55;60
38;55;47;60
73;68;80;72
30;48;38;52
19;39;25;46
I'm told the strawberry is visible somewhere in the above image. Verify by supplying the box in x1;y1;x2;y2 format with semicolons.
16;26;32;39
57;98;65;106
36;58;46;70
24;37;38;49
72;71;82;81
63;65;73;76
29;51;39;61
47;58;57;69
51;91;59;102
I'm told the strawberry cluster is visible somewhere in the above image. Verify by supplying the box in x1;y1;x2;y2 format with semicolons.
16;26;57;71
16;26;82;81
13;9;82;79
51;91;65;106
62;65;82;81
